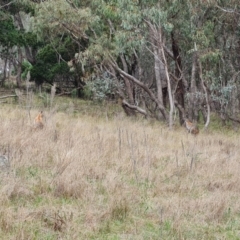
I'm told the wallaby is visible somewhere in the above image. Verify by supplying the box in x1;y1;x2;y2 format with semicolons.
184;118;199;135
34;111;44;129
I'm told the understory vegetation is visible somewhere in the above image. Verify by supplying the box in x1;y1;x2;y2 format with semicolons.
0;96;240;239
1;0;240;128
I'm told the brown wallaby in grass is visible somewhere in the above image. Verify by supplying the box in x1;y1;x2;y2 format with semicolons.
184;118;199;135
34;111;44;129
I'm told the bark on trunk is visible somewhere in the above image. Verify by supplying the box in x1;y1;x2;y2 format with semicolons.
120;54;135;105
160;44;174;128
188;44;198;120
147;21;168;120
119;54;136;116
153;47;164;107
0;58;8;86
16;48;23;88
14;12;35;63
171;32;185;125
197;54;211;129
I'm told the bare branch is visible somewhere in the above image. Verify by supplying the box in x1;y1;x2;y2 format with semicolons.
0;95;17;99
119;96;148;117
216;5;240;15
109;55;168;120
0;0;15;9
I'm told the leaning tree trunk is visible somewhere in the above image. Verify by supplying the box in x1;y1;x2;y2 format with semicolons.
119;54;136;116
171;32;185;125
109;57;168;120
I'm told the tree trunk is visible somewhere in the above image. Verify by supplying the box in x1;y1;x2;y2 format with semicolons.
14;12;35;63
16;48;23;88
196;50;211;129
153;47;164;108
147;22;168;120
160;43;174;128
0;57;8;87
119;54;135;116
171;32;185;125
154;27;174;128
120;54;135;105
109;58;168;121
188;43;198;120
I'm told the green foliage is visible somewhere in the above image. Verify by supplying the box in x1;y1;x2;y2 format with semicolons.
0;2;36;48
31;61;69;85
0;17;24;47
30;40;73;84
82;84;93;100
83;77;117;102
32;0;96;40
200;49;222;64
71;89;78;98
7;1;34;15
0;0;239;123
24;32;41;48
36;45;57;63
21;59;33;80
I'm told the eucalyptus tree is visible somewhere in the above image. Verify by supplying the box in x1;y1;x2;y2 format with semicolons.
0;0;40;87
29;0;98;91
90;0;240;127
208;0;240;125
30;0;176;122
175;0;240;127
29;0;240;128
83;0;180;125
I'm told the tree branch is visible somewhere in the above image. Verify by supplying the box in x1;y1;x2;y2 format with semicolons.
0;1;15;9
0;95;17;99
109;56;168;120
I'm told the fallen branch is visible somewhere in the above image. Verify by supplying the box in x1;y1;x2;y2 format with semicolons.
121;98;148;117
109;56;168;120
0;95;17;99
227;115;240;124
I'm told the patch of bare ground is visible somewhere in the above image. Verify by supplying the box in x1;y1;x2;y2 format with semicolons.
0;104;240;239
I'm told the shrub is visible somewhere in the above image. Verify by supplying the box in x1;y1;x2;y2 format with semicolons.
83;77;117;102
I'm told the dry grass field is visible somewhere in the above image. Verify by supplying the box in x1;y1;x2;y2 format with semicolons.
0;99;240;239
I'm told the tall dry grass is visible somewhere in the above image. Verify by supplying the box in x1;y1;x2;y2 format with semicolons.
0;104;240;239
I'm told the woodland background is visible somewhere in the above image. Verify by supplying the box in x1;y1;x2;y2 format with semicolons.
0;0;240;127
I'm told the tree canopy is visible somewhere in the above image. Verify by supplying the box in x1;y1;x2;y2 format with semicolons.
1;0;240;126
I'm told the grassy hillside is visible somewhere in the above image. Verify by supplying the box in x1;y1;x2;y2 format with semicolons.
0;99;240;239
